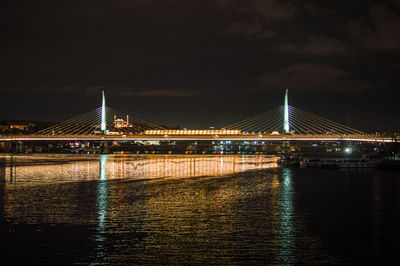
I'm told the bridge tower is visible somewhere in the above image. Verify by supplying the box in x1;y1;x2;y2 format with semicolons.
101;90;107;134
100;90;109;153
284;89;289;134
281;89;291;163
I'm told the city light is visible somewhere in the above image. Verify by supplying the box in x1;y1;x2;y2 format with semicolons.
345;147;352;154
144;129;242;135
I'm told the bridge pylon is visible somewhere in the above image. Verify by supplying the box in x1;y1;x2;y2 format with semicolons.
99;141;109;154
101;90;107;134
224;89;365;136
284;89;289;134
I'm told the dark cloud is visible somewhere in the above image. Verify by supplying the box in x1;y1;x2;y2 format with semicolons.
392;0;400;8
303;2;334;15
218;0;296;19
120;89;202;97
224;20;276;40
276;36;354;56
222;0;294;39
251;0;296;19
248;63;378;92
226;20;264;36
0;0;399;129
348;4;400;51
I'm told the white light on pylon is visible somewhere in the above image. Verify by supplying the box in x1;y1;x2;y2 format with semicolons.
101;91;106;132
284;89;289;133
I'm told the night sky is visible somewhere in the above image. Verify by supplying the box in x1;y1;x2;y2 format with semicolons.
1;0;399;130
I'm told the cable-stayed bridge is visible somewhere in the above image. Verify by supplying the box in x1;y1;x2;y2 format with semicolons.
0;90;395;143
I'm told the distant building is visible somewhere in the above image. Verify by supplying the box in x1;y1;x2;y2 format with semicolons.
113;115;132;128
0;120;54;134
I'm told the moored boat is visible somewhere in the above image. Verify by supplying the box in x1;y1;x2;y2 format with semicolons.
301;155;381;168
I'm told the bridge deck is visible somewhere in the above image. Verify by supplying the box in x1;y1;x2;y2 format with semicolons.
0;134;395;142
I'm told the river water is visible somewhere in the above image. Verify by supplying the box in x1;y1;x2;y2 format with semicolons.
0;154;399;264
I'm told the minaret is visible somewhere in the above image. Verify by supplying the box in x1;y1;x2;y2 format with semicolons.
284;89;289;133
101;90;106;133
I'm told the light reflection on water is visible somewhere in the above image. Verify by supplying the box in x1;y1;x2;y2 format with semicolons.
96;155;108;262
1;154;277;184
278;167;294;263
0;154;399;264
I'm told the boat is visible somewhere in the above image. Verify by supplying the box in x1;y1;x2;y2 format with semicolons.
300;158;321;168
301;154;381;168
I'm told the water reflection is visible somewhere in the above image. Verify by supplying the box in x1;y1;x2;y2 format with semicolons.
0;154;398;264
1;155;277;185
278;167;294;263
0;158;5;222
369;176;382;260
9;155;16;184
1;155;277;227
96;155;109;262
0;158;5;182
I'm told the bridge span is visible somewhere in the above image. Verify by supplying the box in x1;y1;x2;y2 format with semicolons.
1;90;397;144
0;134;395;143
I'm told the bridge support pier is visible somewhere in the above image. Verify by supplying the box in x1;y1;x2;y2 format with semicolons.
13;141;25;153
100;141;109;154
280;140;291;164
0;158;5;182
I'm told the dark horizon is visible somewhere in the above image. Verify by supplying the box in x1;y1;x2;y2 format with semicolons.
1;0;399;130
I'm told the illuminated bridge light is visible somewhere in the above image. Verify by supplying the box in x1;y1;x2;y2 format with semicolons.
144;129;242;135
9;91;394;142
